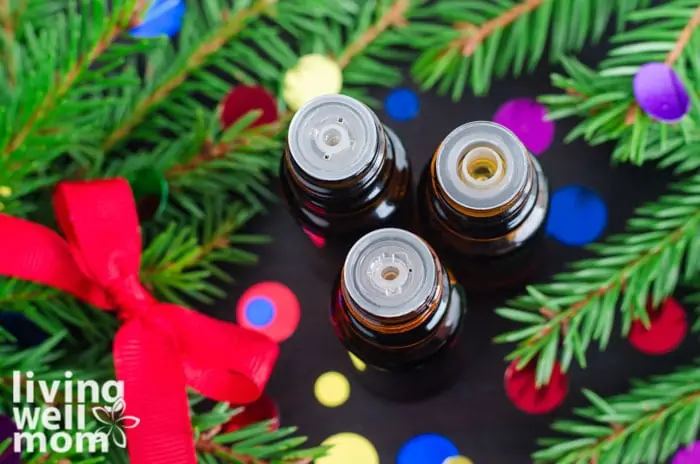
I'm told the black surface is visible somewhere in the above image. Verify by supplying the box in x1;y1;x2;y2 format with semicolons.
211;61;699;464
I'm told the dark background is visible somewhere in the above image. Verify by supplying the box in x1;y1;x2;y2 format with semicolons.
211;54;699;463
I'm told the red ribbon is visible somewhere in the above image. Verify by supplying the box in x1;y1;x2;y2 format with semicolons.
0;179;279;463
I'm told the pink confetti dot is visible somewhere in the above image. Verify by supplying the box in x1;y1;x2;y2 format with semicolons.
673;441;700;464
493;98;555;155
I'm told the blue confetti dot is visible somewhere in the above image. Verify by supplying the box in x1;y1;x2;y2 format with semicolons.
385;88;420;121
546;185;607;246
397;434;459;464
244;297;276;328
130;0;186;39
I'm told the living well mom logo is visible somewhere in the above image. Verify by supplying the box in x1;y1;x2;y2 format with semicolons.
11;371;139;453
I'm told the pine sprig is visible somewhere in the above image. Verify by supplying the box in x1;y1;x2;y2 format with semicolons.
409;0;651;99
302;0;415;105
533;360;700;464
0;0;150;216
540;0;700;165
495;172;700;386
0;279;117;344
139;198;270;306
100;0;282;151
196;419;329;464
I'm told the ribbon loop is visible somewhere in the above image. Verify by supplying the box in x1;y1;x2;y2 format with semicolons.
0;178;280;464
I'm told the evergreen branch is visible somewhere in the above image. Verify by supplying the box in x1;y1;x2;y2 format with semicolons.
139;199;270;306
101;0;276;151
540;0;700;165
336;0;411;69
495;172;700;386
2;0;145;156
0;279;117;344
195;420;328;464
410;0;651;99
533;360;700;464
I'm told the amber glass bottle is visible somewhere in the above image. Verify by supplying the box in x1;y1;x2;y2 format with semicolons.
417;121;550;291
330;228;466;401
280;94;412;258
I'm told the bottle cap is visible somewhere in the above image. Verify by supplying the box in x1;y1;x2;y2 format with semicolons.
435;121;530;210
343;228;438;319
288;94;380;182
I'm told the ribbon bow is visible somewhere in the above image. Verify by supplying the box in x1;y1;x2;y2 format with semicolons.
0;179;279;464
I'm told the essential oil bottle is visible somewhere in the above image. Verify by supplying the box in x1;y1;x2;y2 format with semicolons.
280;94;412;258
330;228;466;401
417;121;550;291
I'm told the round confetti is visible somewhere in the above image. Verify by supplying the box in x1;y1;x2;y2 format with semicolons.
504;359;569;415
443;457;474;464
633;62;690;123
397;434;460;464
385;88;420;121
314;371;350;407
0;414;20;464
493;98;555;155
546;185;607;246
672;441;700;464
130;0;186;38
220;85;279;129
317;433;379;464
236;282;300;342
348;352;366;372
302;226;326;248
629;297;688;355
283;54;343;111
244;297;275;327
223;394;279;433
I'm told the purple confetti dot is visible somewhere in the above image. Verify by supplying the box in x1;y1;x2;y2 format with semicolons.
673;441;700;464
0;414;20;464
633;62;690;123
493;98;555;155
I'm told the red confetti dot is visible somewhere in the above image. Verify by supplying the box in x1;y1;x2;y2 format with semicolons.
629;297;687;355
236;282;300;342
220;85;279;129
224;394;280;433
504;359;568;414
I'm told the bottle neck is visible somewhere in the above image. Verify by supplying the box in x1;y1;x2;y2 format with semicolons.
430;153;539;239
284;124;390;207
334;258;454;367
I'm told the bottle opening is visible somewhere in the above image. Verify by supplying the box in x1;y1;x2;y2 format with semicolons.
313;121;352;160
459;146;505;189
343;228;437;319
367;252;412;297
287;95;379;182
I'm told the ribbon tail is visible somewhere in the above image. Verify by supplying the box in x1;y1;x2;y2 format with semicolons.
114;319;197;464
0;215;110;307
168;305;279;404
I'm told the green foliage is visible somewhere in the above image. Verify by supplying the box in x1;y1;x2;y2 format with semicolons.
298;0;417;106
0;0;149;216
409;0;652;99
495;171;700;386
193;403;331;463
139;198;271;306
540;0;700;165
533;361;700;464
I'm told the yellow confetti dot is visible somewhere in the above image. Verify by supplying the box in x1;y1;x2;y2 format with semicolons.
443;457;474;464
348;352;366;372
317;432;379;464
0;186;11;198
314;371;350;407
283;54;343;111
